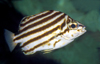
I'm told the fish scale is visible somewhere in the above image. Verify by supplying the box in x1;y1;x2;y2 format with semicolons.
5;10;86;55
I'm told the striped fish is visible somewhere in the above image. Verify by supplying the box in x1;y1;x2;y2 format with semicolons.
4;10;86;55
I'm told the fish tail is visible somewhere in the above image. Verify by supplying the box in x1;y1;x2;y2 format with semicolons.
4;29;17;51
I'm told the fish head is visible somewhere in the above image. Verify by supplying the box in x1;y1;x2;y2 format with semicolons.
63;17;86;40
53;17;86;49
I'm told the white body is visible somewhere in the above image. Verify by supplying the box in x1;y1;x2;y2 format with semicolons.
4;10;86;55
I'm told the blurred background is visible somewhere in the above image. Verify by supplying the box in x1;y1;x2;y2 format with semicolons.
0;0;100;64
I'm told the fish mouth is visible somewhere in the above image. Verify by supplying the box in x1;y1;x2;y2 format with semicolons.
77;22;86;32
78;25;86;33
77;27;86;37
82;26;86;32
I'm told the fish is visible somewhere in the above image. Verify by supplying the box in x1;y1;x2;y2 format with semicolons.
4;10;86;55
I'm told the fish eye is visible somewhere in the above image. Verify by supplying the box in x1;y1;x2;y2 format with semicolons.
68;22;78;30
71;24;76;28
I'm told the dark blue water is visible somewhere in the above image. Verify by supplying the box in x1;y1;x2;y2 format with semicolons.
0;0;100;64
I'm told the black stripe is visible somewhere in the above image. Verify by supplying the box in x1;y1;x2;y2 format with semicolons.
55;26;69;36
66;16;70;24
53;39;61;47
14;14;65;41
19;11;62;33
20;26;60;48
21;16;27;22
63;27;69;33
20;10;54;26
61;19;66;30
22;34;58;54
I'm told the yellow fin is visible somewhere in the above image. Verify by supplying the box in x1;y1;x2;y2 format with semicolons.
42;49;53;54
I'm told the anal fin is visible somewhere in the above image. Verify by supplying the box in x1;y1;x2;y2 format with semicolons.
42;49;53;54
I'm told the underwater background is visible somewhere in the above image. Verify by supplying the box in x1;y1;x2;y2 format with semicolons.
0;0;100;64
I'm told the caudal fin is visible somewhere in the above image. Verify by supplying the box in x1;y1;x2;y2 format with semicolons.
4;29;17;51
